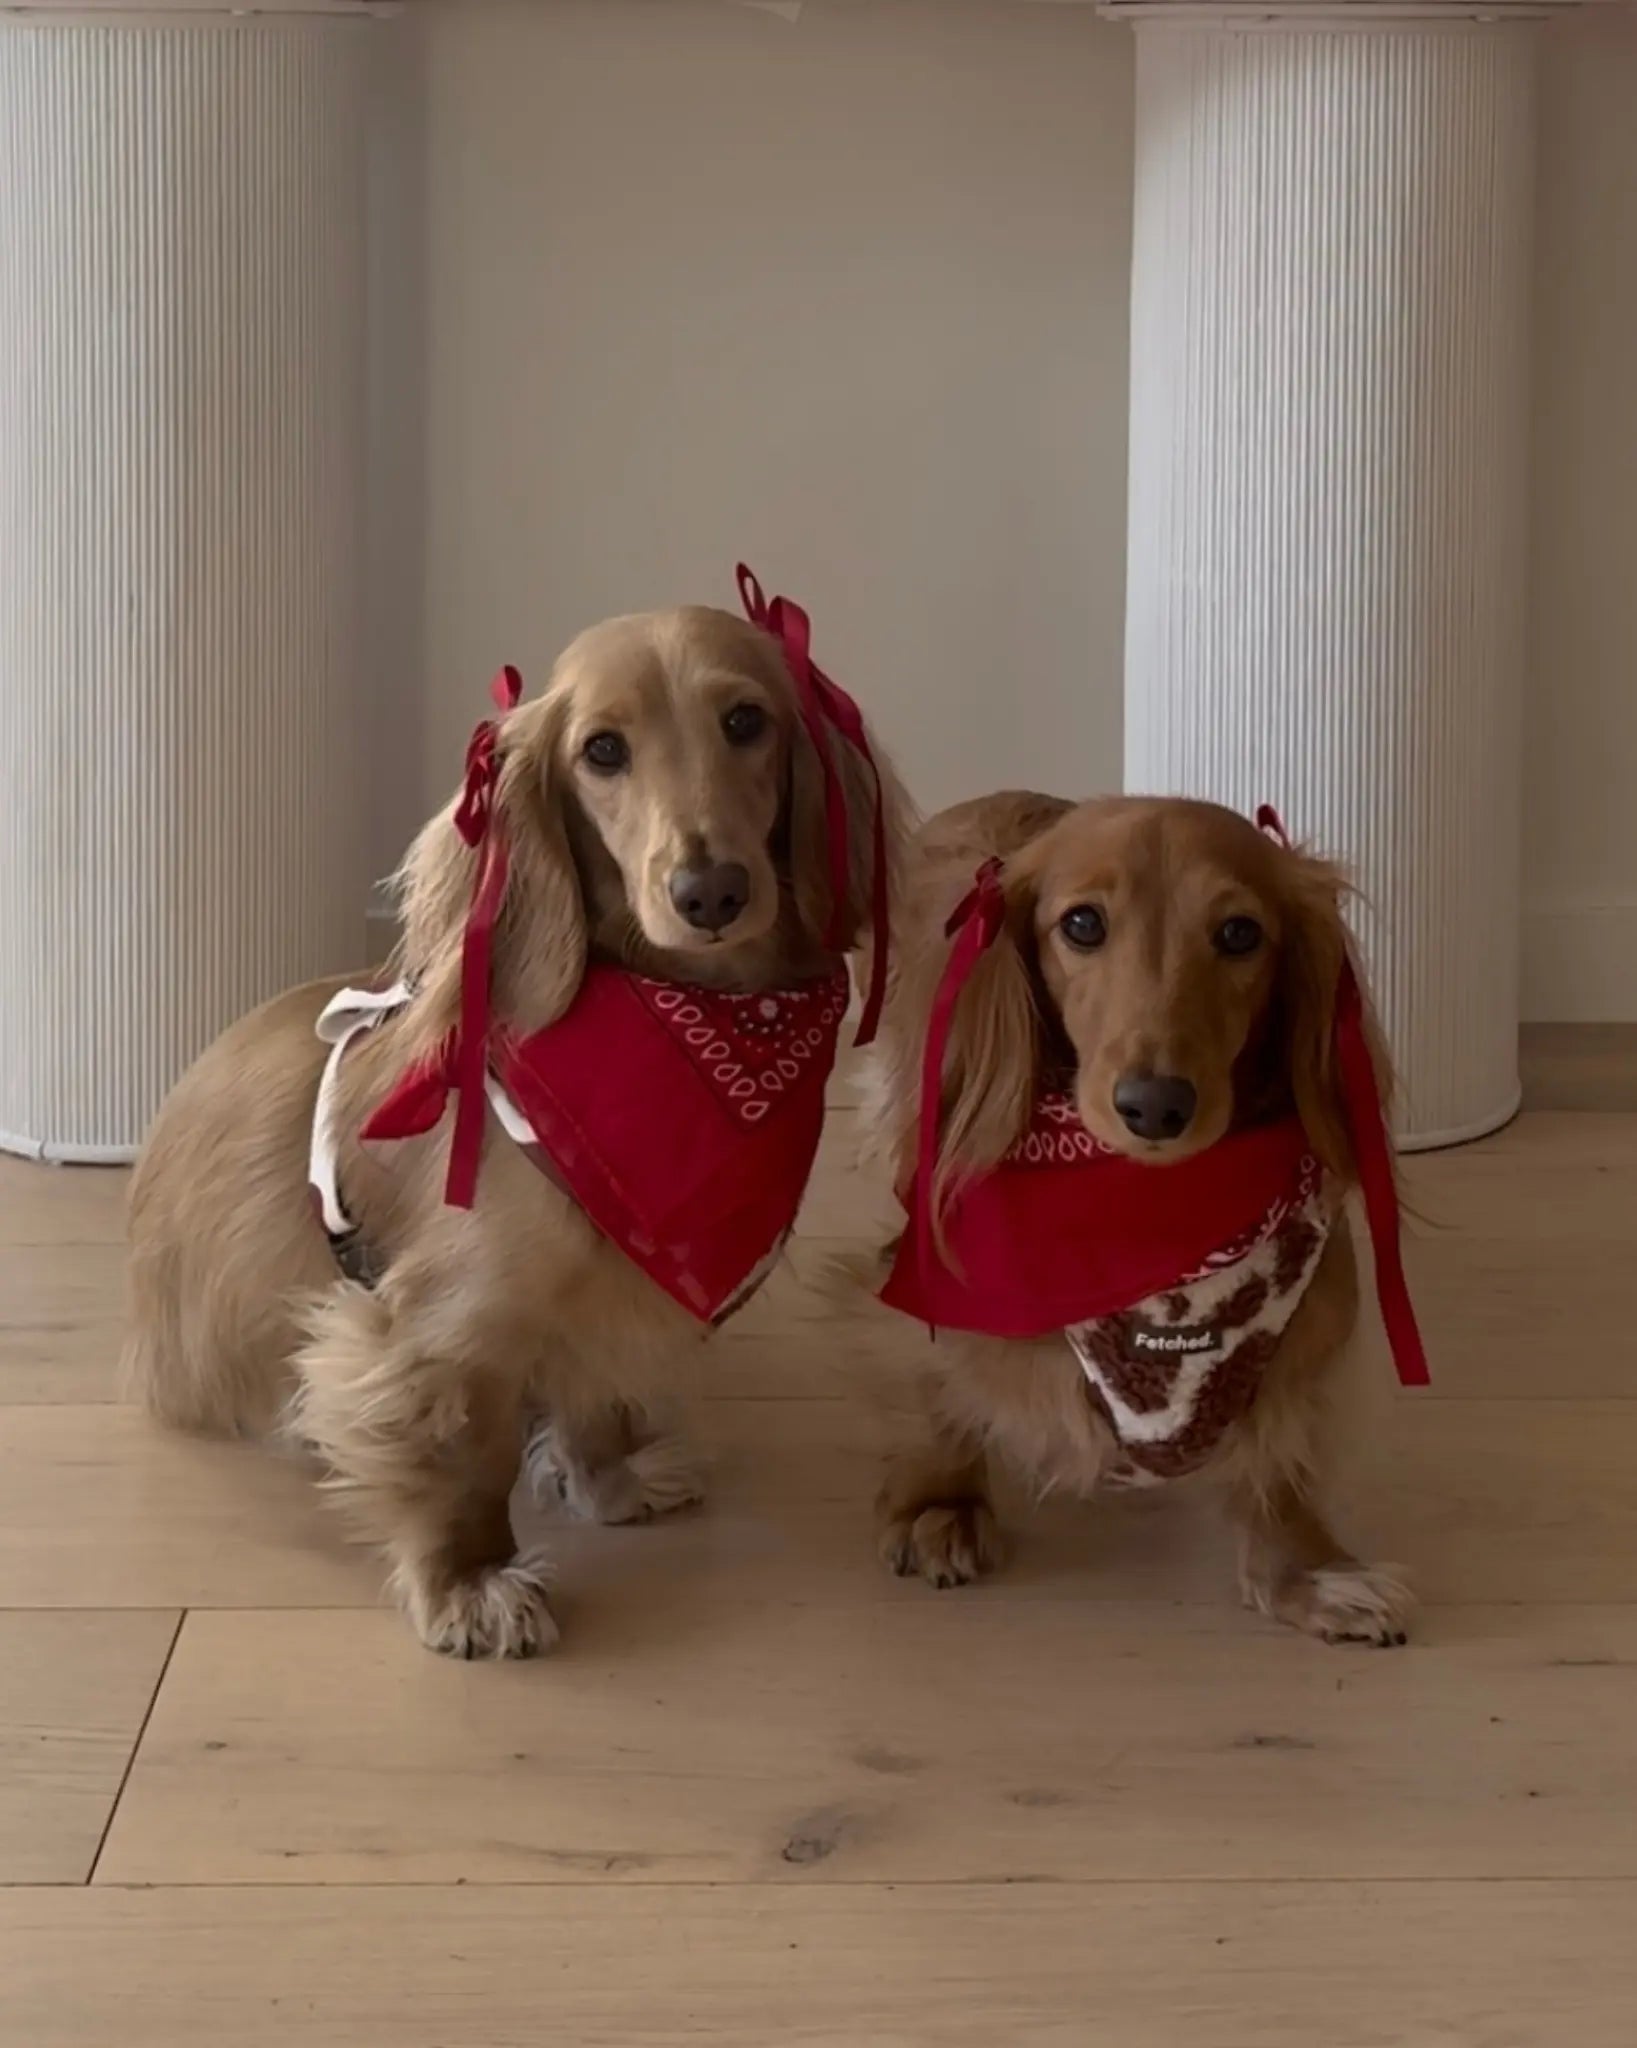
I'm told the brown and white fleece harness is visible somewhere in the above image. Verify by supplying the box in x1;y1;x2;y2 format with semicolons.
1060;1142;1334;1487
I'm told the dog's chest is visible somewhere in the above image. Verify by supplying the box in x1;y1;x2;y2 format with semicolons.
1065;1164;1331;1486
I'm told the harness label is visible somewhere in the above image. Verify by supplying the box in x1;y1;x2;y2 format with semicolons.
1126;1319;1221;1357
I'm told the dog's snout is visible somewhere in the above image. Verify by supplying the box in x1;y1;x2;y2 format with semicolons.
1112;1071;1198;1143
669;861;751;934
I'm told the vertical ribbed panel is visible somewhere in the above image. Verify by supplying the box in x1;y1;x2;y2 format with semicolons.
0;22;372;1159
1124;25;1536;1148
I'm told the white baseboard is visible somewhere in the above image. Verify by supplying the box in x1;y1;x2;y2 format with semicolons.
1523;897;1637;1023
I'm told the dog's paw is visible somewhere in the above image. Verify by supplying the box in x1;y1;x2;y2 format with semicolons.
526;1423;706;1526
403;1549;559;1660
1257;1564;1415;1648
879;1500;1002;1589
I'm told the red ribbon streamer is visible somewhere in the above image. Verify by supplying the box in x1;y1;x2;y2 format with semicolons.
1257;803;1428;1387
1333;962;1429;1386
444;664;524;1208
736;564;890;1046
911;857;1008;1288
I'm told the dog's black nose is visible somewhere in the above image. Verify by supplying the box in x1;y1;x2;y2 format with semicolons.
670;861;751;934
1112;1071;1198;1142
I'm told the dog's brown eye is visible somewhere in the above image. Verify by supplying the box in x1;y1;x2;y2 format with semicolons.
1059;905;1107;952
582;731;629;774
1215;915;1263;958
722;703;767;747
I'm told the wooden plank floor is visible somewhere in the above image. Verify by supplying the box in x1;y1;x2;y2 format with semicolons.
2;1099;1635;2044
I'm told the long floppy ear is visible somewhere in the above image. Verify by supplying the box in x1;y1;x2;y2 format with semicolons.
928;908;1038;1229
1276;850;1392;1186
390;693;587;1050
786;708;912;957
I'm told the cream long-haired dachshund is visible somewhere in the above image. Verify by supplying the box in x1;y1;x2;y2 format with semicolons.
125;587;902;1658
851;792;1427;1647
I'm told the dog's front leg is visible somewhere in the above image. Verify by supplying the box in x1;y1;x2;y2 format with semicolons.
876;1410;1001;1590
292;1285;554;1659
1223;1226;1413;1648
1228;1473;1414;1649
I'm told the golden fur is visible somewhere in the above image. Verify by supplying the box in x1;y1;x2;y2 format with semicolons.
125;604;905;1658
851;793;1414;1647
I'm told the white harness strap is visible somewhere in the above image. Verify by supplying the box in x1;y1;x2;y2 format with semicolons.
309;979;536;1245
484;1073;534;1147
310;981;414;1236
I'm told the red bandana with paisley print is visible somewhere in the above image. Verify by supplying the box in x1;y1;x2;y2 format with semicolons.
363;964;848;1325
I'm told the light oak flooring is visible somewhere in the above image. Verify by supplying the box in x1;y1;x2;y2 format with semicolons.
2;1059;1636;2044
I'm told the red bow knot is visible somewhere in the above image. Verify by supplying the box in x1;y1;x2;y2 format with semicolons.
1255;803;1291;848
945;856;1007;943
453;665;524;851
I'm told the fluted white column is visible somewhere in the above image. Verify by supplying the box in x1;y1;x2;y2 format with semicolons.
0;13;379;1160
1114;4;1558;1149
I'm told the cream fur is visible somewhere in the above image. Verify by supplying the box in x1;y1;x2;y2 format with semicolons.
124;602;907;1657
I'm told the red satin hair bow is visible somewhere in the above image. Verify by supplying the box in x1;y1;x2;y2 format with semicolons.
916;819;1429;1389
737;564;890;1046
443;663;524;1209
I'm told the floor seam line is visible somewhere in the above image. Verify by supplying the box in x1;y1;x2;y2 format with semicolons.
85;1608;185;1887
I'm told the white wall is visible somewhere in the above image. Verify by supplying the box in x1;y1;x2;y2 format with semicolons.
391;0;1637;1021
1524;12;1637;1020
403;0;1133;854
